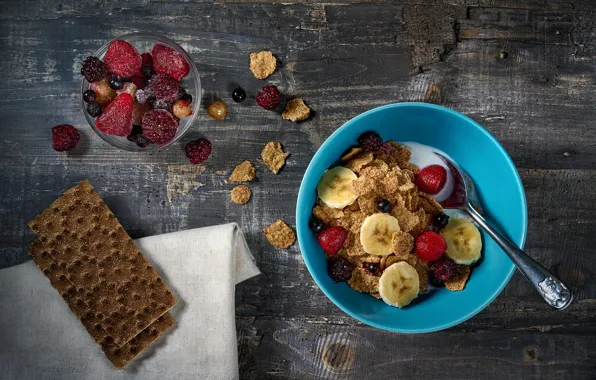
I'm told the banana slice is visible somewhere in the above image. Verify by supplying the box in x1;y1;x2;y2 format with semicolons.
441;217;482;265
360;213;400;256
316;166;359;209
379;261;420;308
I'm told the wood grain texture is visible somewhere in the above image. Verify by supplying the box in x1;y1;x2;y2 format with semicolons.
1;0;595;379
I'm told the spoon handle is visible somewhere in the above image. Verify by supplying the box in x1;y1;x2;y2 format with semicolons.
465;205;573;310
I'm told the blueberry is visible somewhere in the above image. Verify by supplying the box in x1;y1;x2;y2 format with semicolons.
180;93;192;103
232;87;246;103
433;213;450;228
135;135;152;148
82;90;96;103
309;218;325;234
366;262;378;274
108;75;123;90
429;275;445;288
376;198;392;213
141;64;154;78
86;102;102;117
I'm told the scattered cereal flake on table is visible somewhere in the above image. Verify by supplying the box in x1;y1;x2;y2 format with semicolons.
229;161;256;182
341;147;363;162
249;50;277;79
392;231;414;258
261;142;289;174
445;265;471;291
282;98;311;122
264;219;296;248
215;170;228;175
347;267;380;294
231;185;252;204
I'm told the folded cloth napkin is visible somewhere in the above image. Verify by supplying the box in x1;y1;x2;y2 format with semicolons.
0;223;260;380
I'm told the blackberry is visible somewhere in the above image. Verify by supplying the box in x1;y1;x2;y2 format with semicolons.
80;56;107;83
256;85;281;110
358;131;383;151
52;124;80;152
185;138;212;164
328;256;355;282
429;258;457;281
86;102;102;117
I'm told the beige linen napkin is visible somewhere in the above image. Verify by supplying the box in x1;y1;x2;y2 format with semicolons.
0;223;260;380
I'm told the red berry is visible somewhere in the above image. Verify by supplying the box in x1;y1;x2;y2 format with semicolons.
429;258;457;281
141;109;179;146
415;165;447;194
328;256;355;282
80;56;107;83
146;73;179;101
103;40;142;77
317;226;348;255
256;85;281;110
152;44;190;81
130;74;147;89
51;124;80;151
185;138;212;164
95;93;134;136
141;52;153;66
415;231;447;261
358;131;383;151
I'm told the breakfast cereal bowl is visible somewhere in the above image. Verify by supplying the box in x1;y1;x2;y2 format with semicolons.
296;102;528;333
81;32;201;152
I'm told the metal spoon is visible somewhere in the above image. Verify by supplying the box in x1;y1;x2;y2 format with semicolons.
435;153;573;310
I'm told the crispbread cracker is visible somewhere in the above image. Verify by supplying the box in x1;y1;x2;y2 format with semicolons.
27;180;177;347
29;240;174;368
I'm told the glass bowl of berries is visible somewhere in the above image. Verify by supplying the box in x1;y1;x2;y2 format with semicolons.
80;32;201;151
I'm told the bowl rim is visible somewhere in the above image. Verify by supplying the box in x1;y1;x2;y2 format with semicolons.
296;102;528;333
81;32;201;152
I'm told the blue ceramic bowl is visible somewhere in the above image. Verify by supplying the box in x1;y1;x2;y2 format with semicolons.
296;103;527;333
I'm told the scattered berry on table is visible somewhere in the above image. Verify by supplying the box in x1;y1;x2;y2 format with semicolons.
130;74;147;89
86;102;102;117
95;93;134;136
207;101;228;120
376;198;392;213
172;99;192;118
429;258;457;281
185;138;212;164
109;75;124;90
232;87;246;103
317;226;348;255
146;73;179;101
415;165;447;194
141;52;153;66
82;90;96;103
415;231;447;262
357;131;383;152
328;256;355;282
308;217;325;234
151;44;190;81
256;85;281;110
180;93;192;103
89;77;116;107
365;262;379;275
52;124;80;152
80;56;108;83
103;40;142;77
433;212;450;228
141;109;179;146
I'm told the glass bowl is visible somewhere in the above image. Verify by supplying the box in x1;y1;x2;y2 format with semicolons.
81;32;201;151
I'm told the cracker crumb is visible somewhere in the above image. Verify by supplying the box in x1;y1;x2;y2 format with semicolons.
231;185;251;204
282;98;311;122
229;161;256;182
347;267;379;294
263;219;295;248
445;265;471;291
215;170;227;175
261;141;289;174
249;50;277;79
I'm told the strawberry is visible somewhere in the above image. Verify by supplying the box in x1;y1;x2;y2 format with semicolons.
151;44;190;81
415;231;447;262
96;93;134;136
103;40;142;77
415;165;447;194
317;226;348;255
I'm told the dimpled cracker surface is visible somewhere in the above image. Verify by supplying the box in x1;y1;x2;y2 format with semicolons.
29;240;175;368
27;180;177;347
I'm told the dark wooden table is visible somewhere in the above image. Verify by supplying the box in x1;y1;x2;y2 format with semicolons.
1;0;595;379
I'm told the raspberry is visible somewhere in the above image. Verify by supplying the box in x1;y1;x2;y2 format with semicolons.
429;258;457;281
357;131;383;151
185;138;212;164
328;256;355;282
103;40;142;77
415;231;447;262
51;124;80;152
256;85;281;110
80;56;108;83
416;165;447;194
141;109;179;146
146;73;179;101
152;44;190;81
95;93;134;136
317;226;348;255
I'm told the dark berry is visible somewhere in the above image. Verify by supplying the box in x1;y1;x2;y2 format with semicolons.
82;90;96;103
52;124;80;152
232;87;246;103
141;64;154;78
80;56;108;82
151;99;174;111
126;124;143;142
429;258;457;281
256;85;281;110
429;276;445;288
185;138;212;164
376;198;392;213
365;262;379;275
328;256;355;282
380;142;396;155
180;93;192;103
433;213;450;229
309;218;324;234
135;134;152;148
358;131;383;151
86;102;102;117
109;75;124;90
141;53;153;66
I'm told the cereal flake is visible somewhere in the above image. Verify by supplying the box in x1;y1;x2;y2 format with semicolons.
230;185;251;204
347;267;379;294
263;219;296;248
445;265;471;291
249;50;277;79
229;161;256;182
341;147;363;162
282;98;311;122
392;231;414;258
261;141;289;174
